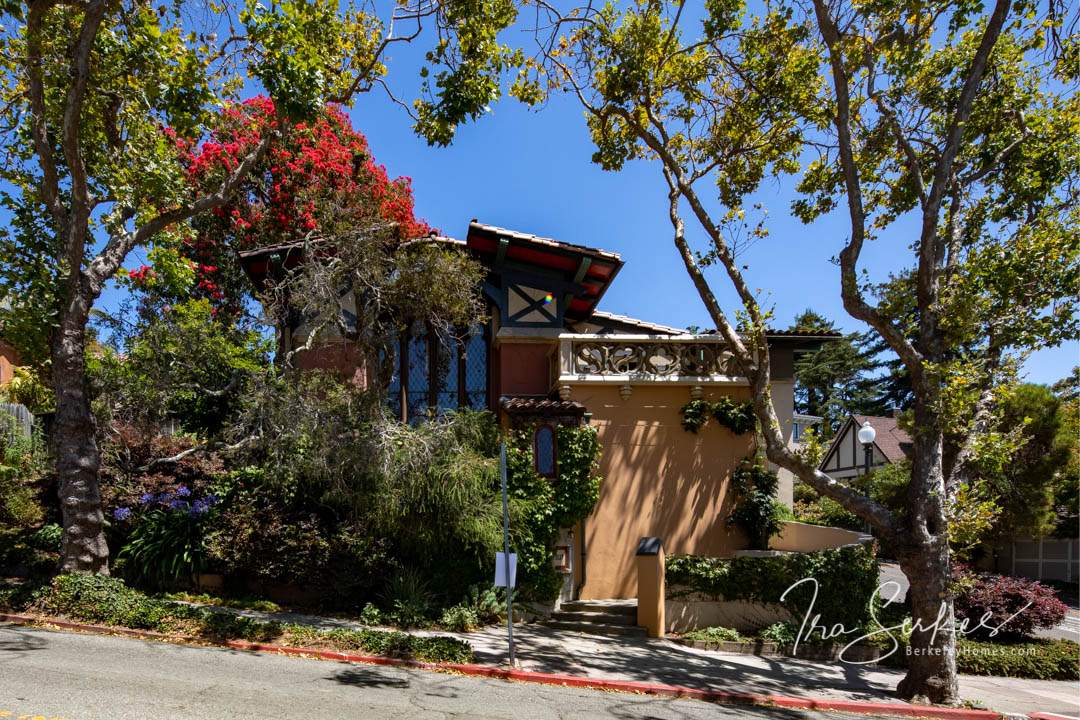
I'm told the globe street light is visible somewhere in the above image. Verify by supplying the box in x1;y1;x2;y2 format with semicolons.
857;420;877;477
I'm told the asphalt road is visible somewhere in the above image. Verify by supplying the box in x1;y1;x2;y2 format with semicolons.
0;624;906;720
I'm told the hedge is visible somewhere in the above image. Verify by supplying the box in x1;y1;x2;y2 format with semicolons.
23;574;472;664
666;543;878;630
878;634;1079;681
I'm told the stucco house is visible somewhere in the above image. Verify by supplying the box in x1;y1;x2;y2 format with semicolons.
240;221;838;601
818;414;912;481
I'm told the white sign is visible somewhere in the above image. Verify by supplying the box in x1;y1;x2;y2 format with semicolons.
495;552;517;588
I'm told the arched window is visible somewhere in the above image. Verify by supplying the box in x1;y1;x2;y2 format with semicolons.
534;424;556;478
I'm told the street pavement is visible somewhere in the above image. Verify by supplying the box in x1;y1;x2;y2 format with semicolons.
0;624;907;720
174;601;1080;717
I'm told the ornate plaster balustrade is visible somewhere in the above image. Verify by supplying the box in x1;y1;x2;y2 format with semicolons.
557;334;747;386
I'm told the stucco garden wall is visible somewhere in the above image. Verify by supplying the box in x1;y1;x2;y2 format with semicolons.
569;383;755;600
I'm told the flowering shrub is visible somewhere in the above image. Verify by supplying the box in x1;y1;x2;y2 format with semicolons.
954;567;1068;638
178;97;431;316
114;486;219;589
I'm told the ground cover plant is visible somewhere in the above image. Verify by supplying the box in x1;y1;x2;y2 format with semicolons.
13;574;472;664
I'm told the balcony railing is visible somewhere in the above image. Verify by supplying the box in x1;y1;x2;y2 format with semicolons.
557;334;744;385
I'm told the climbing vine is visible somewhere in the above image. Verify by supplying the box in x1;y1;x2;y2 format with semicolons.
679;397;755;434
505;424;603;600
727;461;786;550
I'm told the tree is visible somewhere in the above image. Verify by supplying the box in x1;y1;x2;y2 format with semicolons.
0;0;523;574
526;0;1078;703
789;309;883;434
980;384;1072;541
177;99;486;390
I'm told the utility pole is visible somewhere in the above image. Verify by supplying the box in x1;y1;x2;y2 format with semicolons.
500;441;516;666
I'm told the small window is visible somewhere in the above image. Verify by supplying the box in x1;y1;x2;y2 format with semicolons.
534;425;556;478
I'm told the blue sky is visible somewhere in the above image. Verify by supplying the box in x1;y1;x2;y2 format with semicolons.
335;75;1076;386
106;6;1076;387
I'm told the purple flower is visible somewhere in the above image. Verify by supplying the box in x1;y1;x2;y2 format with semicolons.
205;494;219;506
168;499;190;512
176;486;191;498
113;507;132;521
139;493;154;505
189;500;209;516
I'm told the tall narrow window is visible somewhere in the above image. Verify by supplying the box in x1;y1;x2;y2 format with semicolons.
534;424;556;478
389;322;488;422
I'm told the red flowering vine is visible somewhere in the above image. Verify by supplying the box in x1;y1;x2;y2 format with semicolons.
176;96;431;312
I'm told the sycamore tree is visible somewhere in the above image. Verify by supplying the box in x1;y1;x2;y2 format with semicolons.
0;0;522;574
524;0;1078;703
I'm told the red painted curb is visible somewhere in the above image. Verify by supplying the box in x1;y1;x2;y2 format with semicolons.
2;613;1009;719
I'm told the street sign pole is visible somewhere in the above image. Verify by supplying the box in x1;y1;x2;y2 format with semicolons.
499;442;515;666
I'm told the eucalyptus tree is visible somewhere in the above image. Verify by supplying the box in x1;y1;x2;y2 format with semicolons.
523;0;1078;703
0;0;522;574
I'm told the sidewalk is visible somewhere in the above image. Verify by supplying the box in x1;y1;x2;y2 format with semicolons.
183;602;1079;718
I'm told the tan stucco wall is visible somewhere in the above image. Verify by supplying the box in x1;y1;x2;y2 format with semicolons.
770;521;869;552
570;384;755;600
770;379;795;508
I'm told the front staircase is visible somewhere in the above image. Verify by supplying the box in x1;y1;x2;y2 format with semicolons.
542;599;647;637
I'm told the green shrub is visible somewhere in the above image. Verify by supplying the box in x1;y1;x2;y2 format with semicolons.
359;602;382;625
758;621;798;645
383;569;433;628
28;523;62;552
684;626;742;642
31;574;473;664
0;423;46;529
439;604;479;632
666;543;879;630
32;574;185;630
280;624;473;664
465;584;505;625
956;638;1079;680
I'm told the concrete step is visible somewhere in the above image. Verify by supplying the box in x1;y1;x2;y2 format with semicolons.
558;600;637;617
541;619;648;637
550;610;636;626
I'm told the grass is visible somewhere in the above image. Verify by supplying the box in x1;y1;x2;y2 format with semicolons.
12;574;473;664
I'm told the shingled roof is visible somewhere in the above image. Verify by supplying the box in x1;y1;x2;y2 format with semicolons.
852;414;913;463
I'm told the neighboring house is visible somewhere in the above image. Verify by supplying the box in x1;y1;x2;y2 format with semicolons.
0;338;20;386
791;414;823;445
819;414;912;481
240;220;838;600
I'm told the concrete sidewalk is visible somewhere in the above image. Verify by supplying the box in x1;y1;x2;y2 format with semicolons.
183;601;1079;718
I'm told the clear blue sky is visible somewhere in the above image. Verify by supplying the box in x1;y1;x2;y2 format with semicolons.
105;10;1075;387
335;71;1076;386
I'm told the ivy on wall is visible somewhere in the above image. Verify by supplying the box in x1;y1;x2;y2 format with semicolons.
728;462;788;550
666;543;879;631
506;424;603;601
679;397;755;434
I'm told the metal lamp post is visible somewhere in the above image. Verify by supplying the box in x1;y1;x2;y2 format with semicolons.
857;421;877;477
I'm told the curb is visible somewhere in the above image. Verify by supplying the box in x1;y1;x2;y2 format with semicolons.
0;612;1037;720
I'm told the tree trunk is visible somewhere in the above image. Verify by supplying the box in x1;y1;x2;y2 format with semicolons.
896;394;957;704
52;305;109;574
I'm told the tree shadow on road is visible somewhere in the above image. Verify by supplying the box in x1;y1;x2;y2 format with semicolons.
0;625;49;657
331;665;412;689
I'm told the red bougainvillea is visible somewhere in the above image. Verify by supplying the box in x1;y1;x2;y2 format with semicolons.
177;96;431;310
